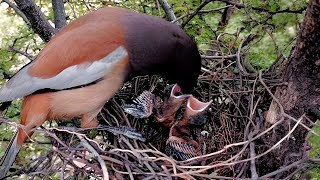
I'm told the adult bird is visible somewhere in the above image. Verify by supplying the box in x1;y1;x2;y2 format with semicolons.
0;7;201;178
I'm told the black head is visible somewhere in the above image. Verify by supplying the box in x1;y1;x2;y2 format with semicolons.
171;39;201;94
122;10;201;94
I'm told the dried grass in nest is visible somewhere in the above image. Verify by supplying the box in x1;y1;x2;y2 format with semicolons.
3;52;317;179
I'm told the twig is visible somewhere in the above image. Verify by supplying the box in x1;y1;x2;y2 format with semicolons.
181;0;214;28
76;134;109;180
66;0;77;18
2;0;30;25
236;39;249;75
201;54;237;59
248;130;259;180
13;0;57;42
8;46;34;60
157;0;178;24
220;0;306;14
172;5;232;23
52;0;67;29
155;0;162;17
259;160;302;179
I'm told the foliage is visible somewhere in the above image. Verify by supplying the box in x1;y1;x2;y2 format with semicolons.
309;122;320;158
308;121;320;179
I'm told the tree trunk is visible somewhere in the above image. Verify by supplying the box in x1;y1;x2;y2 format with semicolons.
260;0;320;177
267;0;320;123
14;0;56;42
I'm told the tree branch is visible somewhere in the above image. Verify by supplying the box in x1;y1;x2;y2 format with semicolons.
13;0;57;42
52;0;67;29
173;5;232;23
218;0;236;29
220;0;306;14
181;0;214;28
8;46;34;60
157;0;178;25
2;0;30;26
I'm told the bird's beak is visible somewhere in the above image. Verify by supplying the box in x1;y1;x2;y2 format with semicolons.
164;95;212;161
180;96;212;126
186;96;212;115
170;84;191;99
156;84;191;126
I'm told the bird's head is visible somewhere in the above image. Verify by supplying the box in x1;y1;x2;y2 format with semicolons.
183;96;212;126
124;16;202;94
166;40;202;94
155;84;190;126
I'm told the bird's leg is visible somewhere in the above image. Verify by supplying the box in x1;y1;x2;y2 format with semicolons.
80;107;102;128
81;115;98;129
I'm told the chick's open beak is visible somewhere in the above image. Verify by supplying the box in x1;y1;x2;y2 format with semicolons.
156;84;191;126
181;96;212;126
165;96;212;161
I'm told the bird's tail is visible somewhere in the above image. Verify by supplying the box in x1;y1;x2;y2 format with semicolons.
0;129;20;179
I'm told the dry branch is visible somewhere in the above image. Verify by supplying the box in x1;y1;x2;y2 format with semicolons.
181;0;214;28
52;0;67;29
157;0;178;24
220;0;306;14
13;0;56;42
2;0;30;25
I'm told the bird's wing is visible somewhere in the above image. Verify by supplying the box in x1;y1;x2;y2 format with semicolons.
122;91;155;118
0;8;129;102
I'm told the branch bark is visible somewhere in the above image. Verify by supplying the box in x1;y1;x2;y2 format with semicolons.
3;0;30;26
267;0;320;123
52;0;67;29
181;0;213;28
218;0;237;30
220;0;306;14
157;0;178;25
13;0;57;42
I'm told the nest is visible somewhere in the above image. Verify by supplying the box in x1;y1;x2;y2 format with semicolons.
4;49;316;179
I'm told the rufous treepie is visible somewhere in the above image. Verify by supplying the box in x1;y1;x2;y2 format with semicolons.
0;7;201;177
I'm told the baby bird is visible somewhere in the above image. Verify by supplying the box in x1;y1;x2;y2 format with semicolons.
123;85;212;161
123;84;190;127
165;96;212;161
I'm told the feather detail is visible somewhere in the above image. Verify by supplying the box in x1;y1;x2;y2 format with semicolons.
165;136;199;161
0;46;128;103
98;125;146;142
122;91;155;118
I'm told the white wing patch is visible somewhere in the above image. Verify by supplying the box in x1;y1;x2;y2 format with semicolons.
0;46;128;102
